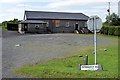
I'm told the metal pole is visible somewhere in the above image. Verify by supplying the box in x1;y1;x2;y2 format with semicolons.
85;55;88;65
94;16;97;65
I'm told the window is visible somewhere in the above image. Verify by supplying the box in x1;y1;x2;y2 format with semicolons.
84;22;87;27
46;22;49;27
35;24;39;29
66;22;69;27
56;23;60;27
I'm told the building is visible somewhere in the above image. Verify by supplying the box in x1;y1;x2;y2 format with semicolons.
118;1;120;18
19;11;89;34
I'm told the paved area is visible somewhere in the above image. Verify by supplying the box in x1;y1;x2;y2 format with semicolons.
2;31;115;78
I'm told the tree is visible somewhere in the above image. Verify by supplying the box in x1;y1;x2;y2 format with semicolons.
105;13;120;26
13;18;18;22
2;19;22;30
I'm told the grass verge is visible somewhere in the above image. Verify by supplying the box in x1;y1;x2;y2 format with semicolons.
13;41;118;78
79;33;118;41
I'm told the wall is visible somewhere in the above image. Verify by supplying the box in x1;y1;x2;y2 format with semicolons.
21;19;88;33
41;20;87;33
21;23;47;33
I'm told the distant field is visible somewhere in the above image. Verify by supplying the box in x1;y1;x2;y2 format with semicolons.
13;34;118;78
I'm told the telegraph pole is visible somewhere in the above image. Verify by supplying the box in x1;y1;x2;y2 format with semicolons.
107;2;110;35
23;3;26;20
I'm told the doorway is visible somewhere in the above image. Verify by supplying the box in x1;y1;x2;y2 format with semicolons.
24;24;28;31
75;23;79;30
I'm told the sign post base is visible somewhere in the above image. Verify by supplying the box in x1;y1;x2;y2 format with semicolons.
79;64;103;71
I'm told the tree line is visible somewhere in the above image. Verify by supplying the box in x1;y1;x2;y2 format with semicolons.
2;19;22;30
100;13;120;36
105;13;120;26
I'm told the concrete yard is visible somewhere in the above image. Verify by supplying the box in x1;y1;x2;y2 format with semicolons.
2;31;115;78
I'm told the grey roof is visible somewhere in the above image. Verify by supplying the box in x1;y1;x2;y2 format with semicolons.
20;20;47;24
25;11;89;20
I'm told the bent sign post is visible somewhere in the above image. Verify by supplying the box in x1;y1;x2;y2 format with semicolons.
79;16;103;71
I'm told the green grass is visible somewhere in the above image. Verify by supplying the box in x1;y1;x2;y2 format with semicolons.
12;35;118;78
80;33;118;41
61;33;118;40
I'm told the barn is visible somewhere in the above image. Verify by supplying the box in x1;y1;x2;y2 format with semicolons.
19;11;89;34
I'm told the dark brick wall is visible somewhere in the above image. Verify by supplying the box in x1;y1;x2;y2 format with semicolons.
21;23;47;33
42;19;87;33
21;19;88;33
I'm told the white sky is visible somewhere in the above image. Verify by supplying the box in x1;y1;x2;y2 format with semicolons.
119;1;120;17
0;0;119;23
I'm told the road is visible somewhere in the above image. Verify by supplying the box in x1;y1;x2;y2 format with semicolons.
2;31;115;78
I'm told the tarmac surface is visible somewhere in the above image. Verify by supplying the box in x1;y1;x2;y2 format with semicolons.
2;30;115;78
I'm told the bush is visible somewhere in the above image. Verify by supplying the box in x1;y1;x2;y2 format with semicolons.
100;26;120;36
104;27;108;35
100;27;103;34
2;19;22;31
100;26;108;35
2;22;8;30
108;27;115;35
114;27;120;36
0;23;2;26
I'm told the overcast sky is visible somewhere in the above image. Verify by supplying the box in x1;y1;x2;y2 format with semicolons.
118;1;120;17
0;0;119;23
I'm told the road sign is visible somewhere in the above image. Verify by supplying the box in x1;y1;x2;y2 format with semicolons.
88;16;102;65
79;64;103;71
87;16;102;32
79;16;103;71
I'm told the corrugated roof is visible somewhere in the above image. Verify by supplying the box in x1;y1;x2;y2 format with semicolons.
25;11;89;20
20;20;47;23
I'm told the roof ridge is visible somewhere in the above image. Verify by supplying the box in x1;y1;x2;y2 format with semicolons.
25;10;83;14
24;10;89;20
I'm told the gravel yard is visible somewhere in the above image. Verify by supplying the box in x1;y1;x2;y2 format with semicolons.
2;31;115;78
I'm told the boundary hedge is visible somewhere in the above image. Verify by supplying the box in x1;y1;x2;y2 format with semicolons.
100;26;120;36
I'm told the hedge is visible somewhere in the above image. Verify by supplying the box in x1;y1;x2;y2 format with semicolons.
2;19;22;30
100;26;120;36
114;27;120;36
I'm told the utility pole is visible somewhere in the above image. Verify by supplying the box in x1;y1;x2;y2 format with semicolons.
107;2;110;35
23;3;26;20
